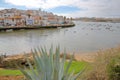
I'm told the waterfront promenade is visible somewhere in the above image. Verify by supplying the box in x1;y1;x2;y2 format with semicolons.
0;24;75;32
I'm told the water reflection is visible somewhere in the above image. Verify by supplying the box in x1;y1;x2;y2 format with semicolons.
0;21;120;55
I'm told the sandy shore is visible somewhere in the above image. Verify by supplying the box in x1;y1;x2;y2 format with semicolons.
3;52;96;62
74;53;95;62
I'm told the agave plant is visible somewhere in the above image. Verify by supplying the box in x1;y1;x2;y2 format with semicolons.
20;47;82;80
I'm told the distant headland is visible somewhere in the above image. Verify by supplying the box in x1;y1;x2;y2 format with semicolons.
73;17;120;23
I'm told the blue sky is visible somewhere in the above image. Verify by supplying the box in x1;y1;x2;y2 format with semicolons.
47;6;81;14
0;0;120;18
0;0;26;9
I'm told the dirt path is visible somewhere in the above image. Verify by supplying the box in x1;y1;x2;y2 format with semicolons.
0;76;24;80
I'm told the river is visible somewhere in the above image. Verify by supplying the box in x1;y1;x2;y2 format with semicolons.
0;21;120;55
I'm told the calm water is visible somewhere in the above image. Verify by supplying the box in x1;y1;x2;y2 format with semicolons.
0;21;120;55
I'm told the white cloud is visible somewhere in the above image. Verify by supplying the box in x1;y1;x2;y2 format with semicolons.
66;0;120;18
0;7;5;10
4;0;120;17
5;0;77;9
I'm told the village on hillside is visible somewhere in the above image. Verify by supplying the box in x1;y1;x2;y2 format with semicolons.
0;8;72;27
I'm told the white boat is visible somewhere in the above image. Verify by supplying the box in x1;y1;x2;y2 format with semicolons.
6;29;13;32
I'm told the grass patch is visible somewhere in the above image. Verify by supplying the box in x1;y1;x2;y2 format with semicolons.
65;61;88;74
0;69;22;76
0;61;88;76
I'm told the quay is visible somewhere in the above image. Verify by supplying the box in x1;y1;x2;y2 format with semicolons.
0;24;75;32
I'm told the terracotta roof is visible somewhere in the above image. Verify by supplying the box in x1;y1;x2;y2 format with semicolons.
13;16;22;19
0;18;4;20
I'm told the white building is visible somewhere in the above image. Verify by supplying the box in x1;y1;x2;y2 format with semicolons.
0;8;68;27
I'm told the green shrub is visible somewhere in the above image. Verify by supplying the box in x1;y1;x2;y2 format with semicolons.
107;56;120;80
82;47;120;80
20;47;83;80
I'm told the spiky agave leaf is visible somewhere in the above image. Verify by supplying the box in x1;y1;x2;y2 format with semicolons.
20;47;83;80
